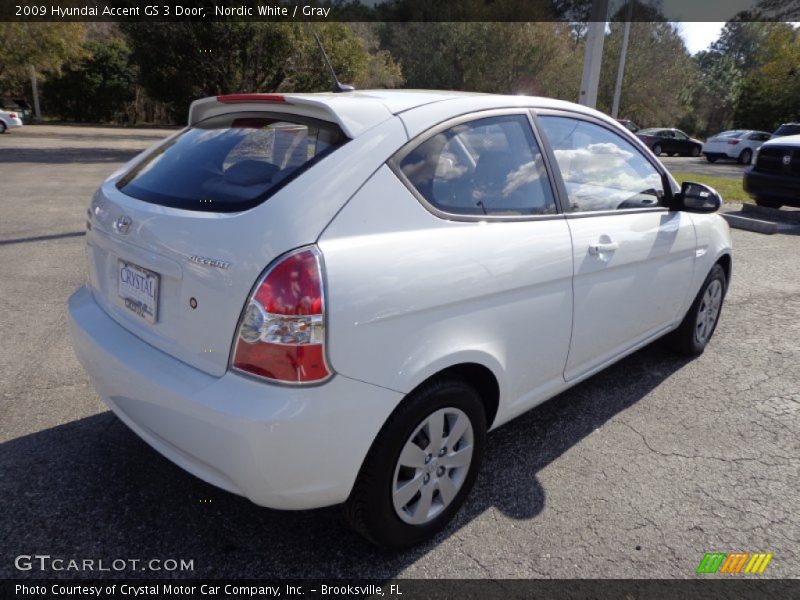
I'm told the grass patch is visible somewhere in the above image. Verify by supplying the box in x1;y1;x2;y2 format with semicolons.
669;172;748;203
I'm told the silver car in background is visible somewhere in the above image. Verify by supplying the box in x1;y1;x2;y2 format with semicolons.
702;130;771;165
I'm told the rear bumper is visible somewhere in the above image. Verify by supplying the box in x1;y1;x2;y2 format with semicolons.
68;286;403;509
3;117;22;129
743;169;800;207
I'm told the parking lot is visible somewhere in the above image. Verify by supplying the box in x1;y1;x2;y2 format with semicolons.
1;125;798;579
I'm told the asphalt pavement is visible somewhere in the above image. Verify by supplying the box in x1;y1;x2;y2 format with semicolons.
1;125;798;579
661;155;748;179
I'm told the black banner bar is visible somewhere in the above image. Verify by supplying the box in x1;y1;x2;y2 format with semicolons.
3;579;800;600
2;0;800;23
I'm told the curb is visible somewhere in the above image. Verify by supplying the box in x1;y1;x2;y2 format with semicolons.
721;213;779;235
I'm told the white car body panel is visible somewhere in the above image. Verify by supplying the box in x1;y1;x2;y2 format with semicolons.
564;211;696;380
319;165;574;426
68;90;733;510
0;110;23;130
86;116;406;377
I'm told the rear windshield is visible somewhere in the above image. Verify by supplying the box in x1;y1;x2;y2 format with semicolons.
117;112;347;212
715;130;746;138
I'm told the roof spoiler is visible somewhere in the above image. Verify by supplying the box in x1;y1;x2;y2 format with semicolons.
187;93;391;138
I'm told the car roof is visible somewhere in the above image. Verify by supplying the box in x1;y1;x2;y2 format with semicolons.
188;89;608;138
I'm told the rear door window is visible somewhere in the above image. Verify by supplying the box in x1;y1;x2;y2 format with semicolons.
117;112;346;212
394;114;556;217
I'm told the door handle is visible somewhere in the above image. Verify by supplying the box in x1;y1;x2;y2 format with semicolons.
588;241;619;255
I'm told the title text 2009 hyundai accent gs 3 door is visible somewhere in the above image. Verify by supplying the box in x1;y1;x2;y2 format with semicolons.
68;90;732;548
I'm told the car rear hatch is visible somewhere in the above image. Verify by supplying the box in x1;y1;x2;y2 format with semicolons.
84;100;395;377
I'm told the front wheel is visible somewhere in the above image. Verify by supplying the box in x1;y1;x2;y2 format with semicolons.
344;378;486;548
652;143;662;156
690;145;701;157
669;264;726;356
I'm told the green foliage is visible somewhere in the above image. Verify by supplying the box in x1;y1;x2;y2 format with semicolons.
685;21;795;136
733;25;800;131
0;23;87;96
120;22;402;122
378;22;582;98
43;40;136;122
598;21;695;129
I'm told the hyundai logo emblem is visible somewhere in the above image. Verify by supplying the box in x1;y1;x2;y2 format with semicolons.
783;154;792;166
113;215;132;234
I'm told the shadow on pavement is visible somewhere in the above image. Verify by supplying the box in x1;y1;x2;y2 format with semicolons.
0;148;140;164
0;343;691;579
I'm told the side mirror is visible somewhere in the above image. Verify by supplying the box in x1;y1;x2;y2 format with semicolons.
674;182;722;213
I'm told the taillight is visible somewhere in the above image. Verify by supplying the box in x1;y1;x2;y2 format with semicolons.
8;112;17;119
231;246;331;384
728;140;740;145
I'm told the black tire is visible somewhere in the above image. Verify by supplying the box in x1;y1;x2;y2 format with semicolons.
652;143;662;156
668;264;727;356
0;121;6;134
690;145;701;157
755;198;783;209
738;149;753;165
344;378;486;549
706;155;718;163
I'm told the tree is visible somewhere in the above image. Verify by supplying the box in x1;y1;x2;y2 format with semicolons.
685;21;795;136
734;25;800;131
43;40;136;122
378;22;582;98
121;22;401;122
597;21;695;129
0;23;86;96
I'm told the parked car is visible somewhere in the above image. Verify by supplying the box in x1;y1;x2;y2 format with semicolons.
617;118;640;133
0;110;23;133
743;133;800;208
68;90;732;548
771;123;800;138
702;129;772;164
1;98;32;124
636;128;703;157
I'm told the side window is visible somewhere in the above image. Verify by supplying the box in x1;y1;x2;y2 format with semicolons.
539;116;665;213
673;131;688;140
396;114;556;216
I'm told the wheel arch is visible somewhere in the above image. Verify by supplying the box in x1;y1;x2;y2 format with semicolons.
716;252;732;287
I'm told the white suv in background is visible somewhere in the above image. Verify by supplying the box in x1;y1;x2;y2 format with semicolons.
68;90;732;548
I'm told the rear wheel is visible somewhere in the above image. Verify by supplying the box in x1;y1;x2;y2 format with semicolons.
755;198;783;209
0;121;6;134
652;143;662;156
344;378;486;548
669;264;726;356
738;149;753;165
706;155;718;163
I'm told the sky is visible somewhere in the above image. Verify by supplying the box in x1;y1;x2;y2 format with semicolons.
677;22;726;55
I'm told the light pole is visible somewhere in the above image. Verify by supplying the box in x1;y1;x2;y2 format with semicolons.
578;0;610;108
611;0;635;119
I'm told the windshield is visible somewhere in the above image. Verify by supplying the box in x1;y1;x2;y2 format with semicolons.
117;112;347;213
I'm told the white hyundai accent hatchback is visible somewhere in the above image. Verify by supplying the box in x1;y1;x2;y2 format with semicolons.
68;90;732;547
